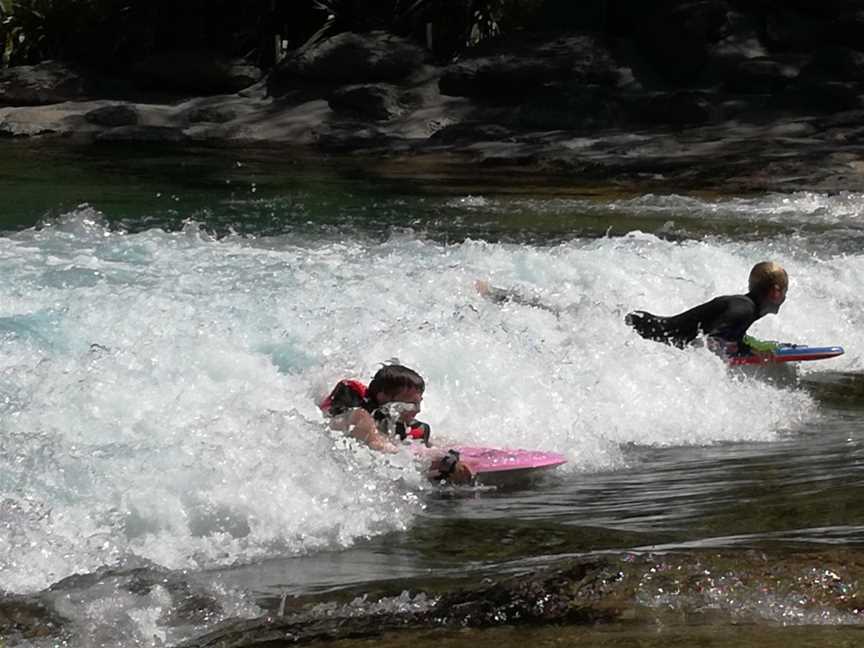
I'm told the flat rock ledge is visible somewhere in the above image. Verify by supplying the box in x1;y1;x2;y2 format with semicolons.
3;88;864;195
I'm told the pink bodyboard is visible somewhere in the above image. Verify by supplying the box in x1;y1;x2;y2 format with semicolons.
452;446;567;475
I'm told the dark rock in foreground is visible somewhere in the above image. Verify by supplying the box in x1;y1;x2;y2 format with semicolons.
178;549;864;647
0;594;69;643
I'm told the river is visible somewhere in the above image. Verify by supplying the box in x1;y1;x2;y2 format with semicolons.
1;141;863;647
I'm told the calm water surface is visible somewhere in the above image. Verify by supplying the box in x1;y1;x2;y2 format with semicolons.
1;141;863;647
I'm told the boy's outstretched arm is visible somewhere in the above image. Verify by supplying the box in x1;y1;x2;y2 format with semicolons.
474;280;560;315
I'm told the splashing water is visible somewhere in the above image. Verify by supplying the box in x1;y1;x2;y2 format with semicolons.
1;192;861;603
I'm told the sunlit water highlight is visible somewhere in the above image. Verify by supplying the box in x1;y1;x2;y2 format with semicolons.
1;188;863;645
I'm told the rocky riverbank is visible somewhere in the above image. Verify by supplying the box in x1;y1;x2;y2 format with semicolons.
4;549;864;646
4;5;864;195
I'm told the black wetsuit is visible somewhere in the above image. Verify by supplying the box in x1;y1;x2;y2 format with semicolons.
626;292;776;351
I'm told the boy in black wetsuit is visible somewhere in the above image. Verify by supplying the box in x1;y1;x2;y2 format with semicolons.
625;261;789;355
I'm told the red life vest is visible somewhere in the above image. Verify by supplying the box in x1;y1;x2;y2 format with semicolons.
318;379;367;415
319;379;430;443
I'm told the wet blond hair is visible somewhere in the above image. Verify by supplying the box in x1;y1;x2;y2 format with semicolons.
748;261;788;295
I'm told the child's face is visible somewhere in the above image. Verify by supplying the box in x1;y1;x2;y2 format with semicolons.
770;284;788;307
382;387;423;421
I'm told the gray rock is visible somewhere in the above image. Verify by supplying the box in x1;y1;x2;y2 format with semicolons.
440;34;619;101
186;105;238;123
84;104;139;127
0;594;69;642
0;61;88;106
329;84;403;120
0;116;58;137
275;31;426;85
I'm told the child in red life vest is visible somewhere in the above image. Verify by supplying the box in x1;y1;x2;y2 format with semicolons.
320;364;473;484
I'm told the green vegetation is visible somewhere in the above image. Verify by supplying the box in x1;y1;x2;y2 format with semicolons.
0;0;285;69
0;0;562;71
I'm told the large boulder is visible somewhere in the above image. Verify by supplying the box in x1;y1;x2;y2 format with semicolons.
439;34;620;101
328;84;404;121
0;61;89;106
274;31;426;86
133;50;262;95
0;594;69;642
84;104;140;127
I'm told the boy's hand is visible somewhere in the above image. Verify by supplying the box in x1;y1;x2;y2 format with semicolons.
447;461;474;484
431;450;474;484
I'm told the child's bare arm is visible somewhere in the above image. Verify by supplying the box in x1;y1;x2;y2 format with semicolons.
349;409;400;453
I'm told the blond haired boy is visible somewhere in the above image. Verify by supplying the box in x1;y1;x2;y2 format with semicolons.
626;261;789;355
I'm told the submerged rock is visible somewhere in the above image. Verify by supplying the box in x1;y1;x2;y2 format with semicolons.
0;594;69;642
328;83;404;121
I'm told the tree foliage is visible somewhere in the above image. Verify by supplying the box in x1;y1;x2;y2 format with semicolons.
0;0;551;70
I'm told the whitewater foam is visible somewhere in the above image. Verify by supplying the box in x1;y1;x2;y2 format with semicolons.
2;196;860;596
